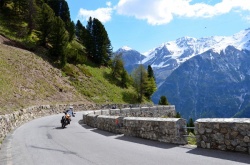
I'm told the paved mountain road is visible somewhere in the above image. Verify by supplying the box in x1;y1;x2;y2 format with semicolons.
0;111;249;165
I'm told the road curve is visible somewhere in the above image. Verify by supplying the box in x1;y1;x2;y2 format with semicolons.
0;111;249;165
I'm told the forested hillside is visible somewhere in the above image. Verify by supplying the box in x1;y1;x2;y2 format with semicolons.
0;0;156;114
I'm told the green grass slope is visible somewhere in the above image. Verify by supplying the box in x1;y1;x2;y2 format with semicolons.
62;64;138;104
0;37;140;115
0;42;91;114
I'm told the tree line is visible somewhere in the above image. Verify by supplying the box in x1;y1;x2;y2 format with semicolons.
0;0;157;103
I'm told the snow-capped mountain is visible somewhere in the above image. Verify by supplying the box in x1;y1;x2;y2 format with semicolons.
152;46;250;120
117;28;250;119
115;46;146;73
141;28;250;86
144;28;250;65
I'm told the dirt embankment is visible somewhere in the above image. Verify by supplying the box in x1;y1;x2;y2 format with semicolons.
0;35;92;114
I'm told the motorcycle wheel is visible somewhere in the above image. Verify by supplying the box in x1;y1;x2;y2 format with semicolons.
62;121;66;128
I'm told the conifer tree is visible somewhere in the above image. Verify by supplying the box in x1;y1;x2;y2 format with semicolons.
48;16;69;66
75;20;88;47
37;3;55;46
132;64;148;102
144;77;157;99
75;20;83;38
144;65;157;99
111;54;124;79
158;96;169;105
85;17;95;60
27;0;38;34
111;53;130;88
67;21;75;42
13;0;28;17
147;65;155;80
46;0;70;24
120;69;131;88
85;17;112;66
46;0;72;40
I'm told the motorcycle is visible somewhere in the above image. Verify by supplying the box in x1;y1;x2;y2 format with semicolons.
61;111;75;128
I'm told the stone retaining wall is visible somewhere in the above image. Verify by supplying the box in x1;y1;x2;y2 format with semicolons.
0;104;159;148
195;118;250;154
96;116;123;134
0;103;98;147
85;105;176;118
82;106;187;145
123;117;187;144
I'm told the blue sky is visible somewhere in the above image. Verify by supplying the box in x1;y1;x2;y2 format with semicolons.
66;0;250;53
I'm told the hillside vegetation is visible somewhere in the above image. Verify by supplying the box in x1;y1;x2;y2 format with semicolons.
0;0;154;114
0;41;85;114
0;37;142;114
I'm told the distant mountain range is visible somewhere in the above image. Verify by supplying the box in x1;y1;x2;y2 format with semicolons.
116;28;250;119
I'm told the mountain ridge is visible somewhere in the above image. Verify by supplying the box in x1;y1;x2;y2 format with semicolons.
117;28;250;119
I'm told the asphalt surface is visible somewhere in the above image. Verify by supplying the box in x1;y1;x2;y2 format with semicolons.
0;111;249;165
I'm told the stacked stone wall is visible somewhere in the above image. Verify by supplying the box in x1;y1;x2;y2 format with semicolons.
123;117;187;144
195;118;250;154
96;116;123;134
93;105;176;118
0;103;99;148
0;103;158;148
83;105;187;145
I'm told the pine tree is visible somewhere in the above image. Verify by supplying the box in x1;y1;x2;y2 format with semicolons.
147;65;155;80
46;0;72;40
111;54;124;79
144;77;157;99
46;0;70;24
158;96;169;105
85;17;95;60
48;16;69;66
144;65;157;99
86;17;112;66
111;53;130;88
120;69;130;88
67;21;75;42
13;0;28;17
75;20;83;38
27;0;38;34
37;3;55;46
132;64;148;102
75;20;88;47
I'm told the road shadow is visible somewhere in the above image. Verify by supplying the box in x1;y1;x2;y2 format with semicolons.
79;122;123;137
187;147;250;164
29;145;77;155
115;135;178;149
54;127;65;129
79;123;96;130
91;129;120;137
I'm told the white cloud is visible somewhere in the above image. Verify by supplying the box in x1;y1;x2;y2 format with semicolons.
115;0;250;25
77;3;113;23
106;1;112;7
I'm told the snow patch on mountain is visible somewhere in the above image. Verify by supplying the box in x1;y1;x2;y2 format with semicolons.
140;28;250;69
121;46;132;51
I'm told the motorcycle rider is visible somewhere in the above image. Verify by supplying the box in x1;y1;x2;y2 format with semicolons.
62;106;75;124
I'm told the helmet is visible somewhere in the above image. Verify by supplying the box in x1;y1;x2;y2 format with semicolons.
69;106;73;109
